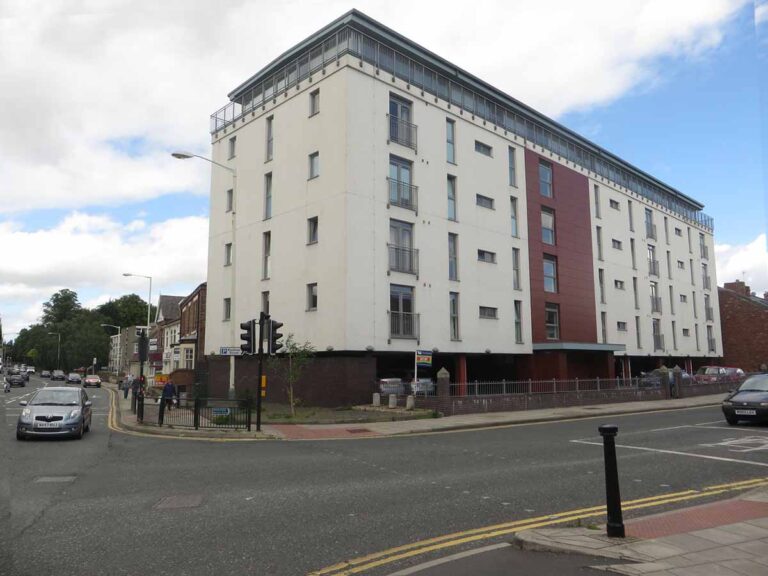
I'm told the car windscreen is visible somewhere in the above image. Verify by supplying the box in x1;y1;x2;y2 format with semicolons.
738;375;768;392
30;389;80;405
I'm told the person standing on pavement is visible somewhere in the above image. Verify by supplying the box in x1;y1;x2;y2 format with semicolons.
123;374;132;399
162;379;175;411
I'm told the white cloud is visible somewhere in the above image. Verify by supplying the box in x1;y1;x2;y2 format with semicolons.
756;2;768;25
0;0;749;213
716;234;768;294
0;212;208;335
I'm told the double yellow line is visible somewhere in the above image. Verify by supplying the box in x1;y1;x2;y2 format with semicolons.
309;476;768;576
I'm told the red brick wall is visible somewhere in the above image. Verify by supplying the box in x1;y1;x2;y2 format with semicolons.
718;287;768;371
525;150;597;343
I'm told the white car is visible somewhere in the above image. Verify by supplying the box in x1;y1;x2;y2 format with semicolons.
26;366;36;374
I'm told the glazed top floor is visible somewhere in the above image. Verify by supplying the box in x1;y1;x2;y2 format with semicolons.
210;9;713;232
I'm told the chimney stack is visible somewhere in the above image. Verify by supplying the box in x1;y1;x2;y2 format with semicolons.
723;280;751;296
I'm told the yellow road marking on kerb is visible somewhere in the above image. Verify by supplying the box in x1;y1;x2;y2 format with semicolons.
310;477;768;576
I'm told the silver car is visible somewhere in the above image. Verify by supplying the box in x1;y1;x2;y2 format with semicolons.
16;387;92;440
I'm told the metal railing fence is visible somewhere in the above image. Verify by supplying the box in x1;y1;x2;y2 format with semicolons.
137;396;253;430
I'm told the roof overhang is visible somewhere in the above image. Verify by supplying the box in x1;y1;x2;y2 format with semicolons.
533;342;627;353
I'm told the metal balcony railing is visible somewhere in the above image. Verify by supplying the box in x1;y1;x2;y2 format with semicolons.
708;338;716;353
648;259;659;277
702;275;712;290
653;334;665;351
388;244;419;275
646;222;657;240
705;306;714;322
387;178;418;212
388;115;417;151
389;311;419;339
700;244;709;259
651;296;662;314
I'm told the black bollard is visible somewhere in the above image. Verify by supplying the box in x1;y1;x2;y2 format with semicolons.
598;424;625;538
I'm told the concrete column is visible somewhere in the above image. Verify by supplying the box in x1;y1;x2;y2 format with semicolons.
456;355;467;396
372;393;381;407
436;367;450;398
388;394;397;408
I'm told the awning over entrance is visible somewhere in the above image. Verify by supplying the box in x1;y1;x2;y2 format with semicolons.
532;342;626;353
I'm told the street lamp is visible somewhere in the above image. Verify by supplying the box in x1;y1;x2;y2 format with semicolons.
47;332;61;370
123;273;152;387
101;324;121;376
173;150;238;399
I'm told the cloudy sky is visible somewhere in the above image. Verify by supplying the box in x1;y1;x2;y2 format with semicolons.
1;0;766;337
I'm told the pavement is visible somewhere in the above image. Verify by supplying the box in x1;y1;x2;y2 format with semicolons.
108;382;728;440
513;486;768;576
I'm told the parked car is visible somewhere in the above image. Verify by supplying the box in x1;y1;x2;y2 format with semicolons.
66;373;82;384
5;374;25;388
379;378;405;396
724;367;746;384
16;386;92;440
51;370;65;381
722;374;768;425
411;378;436;396
40;370;51;378
83;375;101;388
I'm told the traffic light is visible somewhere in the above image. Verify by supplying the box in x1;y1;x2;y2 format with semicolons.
268;319;284;355
138;330;148;362
240;319;256;355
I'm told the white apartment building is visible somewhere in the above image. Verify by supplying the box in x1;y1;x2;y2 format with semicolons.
204;10;720;386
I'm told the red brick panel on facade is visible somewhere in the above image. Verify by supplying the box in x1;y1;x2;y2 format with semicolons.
525;150;597;344
718;285;768;371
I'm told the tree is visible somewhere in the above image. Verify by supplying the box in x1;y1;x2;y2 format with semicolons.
96;294;156;328
42;289;82;325
267;335;315;417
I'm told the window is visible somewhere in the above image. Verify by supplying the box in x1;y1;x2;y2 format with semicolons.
695;323;700;350
545;303;560;340
707;325;715;352
635;316;642;348
541;208;555;245
690;259;695;284
446;119;456;163
617;321;627;332
308;152;320;179
612;239;622;250
687;227;692;253
645;208;655;239
309;89;320;116
693;291;698;318
389;220;416;274
594;184;601;219
223;298;231;321
682;328;690;337
389;96;415;149
543;255;558;293
675;227;682;237
596;226;603;260
307;217;318;244
677;260;685;270
666;250;672;278
479;306;498;319
680;294;688;303
598;268;605;303
261;291;270;316
226;188;233;212
390;284;416;338
266;116;274;161
474;140;492;156
508;147;517;186
389;155;414;210
264;173;272;219
450;292;460;340
306;283;318;311
224;243;232;266
610;199;620;210
262;231;271;279
664;216;669;244
615;279;625;290
447;176;457;220
478;249;496;263
476;194;494;209
448;233;458;281
514;300;523;343
633;277;639;309
184;348;194;370
601;312;607;343
630;238;636;269
539;161;553;197
228;136;236;159
669;285;675;315
512;248;521;290
510;197;519;237
628;200;634;231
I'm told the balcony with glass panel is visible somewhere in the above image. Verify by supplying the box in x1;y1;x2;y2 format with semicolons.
705;306;714;322
708;338;716;353
651;296;663;314
648;259;660;277
700;244;709;259
389;311;419;339
387;178;418;212
646;223;657;241
702;275;712;290
653;333;665;351
388;115;418;151
388;244;419;275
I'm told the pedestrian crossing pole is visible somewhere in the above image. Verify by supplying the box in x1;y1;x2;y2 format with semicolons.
256;311;267;432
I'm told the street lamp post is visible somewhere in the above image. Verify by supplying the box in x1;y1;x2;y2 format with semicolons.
101;324;122;377
123;273;152;387
47;332;61;370
173;150;238;399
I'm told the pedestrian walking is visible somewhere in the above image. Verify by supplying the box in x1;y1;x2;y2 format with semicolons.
123;375;131;399
162;379;175;412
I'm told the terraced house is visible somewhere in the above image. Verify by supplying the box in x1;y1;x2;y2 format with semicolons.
203;10;721;396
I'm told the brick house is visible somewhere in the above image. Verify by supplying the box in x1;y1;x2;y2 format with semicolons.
171;282;207;394
718;280;768;372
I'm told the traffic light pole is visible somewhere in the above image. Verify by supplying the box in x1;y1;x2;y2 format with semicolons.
256;312;266;432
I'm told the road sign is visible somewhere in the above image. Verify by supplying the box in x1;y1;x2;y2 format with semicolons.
219;347;243;356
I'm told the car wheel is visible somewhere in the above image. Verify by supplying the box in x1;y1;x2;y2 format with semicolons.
76;424;84;440
84;419;90;433
16;431;24;441
726;416;738;426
